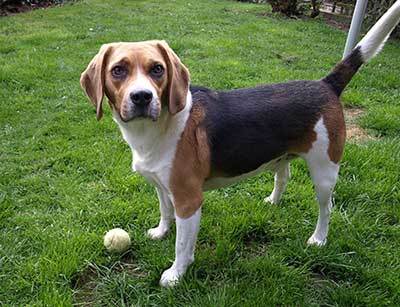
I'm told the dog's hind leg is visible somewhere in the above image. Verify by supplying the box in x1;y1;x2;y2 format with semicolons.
264;160;290;205
306;159;339;246
302;118;341;246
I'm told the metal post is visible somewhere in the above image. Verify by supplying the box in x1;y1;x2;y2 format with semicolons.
343;0;368;58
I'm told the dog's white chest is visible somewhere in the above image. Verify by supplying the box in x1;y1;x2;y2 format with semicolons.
132;152;171;189
113;93;193;192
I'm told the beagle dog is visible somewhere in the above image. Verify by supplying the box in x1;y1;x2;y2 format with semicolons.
80;3;400;287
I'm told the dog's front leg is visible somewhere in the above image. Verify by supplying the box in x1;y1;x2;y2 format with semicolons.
159;207;201;287
148;186;174;240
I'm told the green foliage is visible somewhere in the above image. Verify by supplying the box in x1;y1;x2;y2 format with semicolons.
268;0;301;16
239;0;321;17
0;0;67;4
0;0;399;305
265;0;321;17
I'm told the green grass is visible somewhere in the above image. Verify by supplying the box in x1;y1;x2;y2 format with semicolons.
1;0;400;305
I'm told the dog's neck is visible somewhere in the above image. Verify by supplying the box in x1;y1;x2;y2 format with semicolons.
113;91;193;170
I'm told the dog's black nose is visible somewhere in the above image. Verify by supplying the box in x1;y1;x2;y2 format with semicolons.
130;90;153;106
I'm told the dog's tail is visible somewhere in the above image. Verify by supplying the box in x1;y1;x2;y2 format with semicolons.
323;1;400;96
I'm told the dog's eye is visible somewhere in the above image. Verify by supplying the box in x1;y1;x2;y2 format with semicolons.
150;64;164;77
111;65;127;79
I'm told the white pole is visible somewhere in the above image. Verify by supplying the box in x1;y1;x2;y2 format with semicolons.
343;0;368;58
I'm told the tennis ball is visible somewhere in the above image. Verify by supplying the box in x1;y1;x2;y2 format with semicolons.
104;228;131;253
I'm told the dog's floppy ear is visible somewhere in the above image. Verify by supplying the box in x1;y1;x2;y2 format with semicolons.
80;44;113;120
157;41;190;115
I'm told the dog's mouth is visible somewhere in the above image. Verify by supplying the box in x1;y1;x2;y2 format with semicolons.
120;101;161;122
121;110;158;122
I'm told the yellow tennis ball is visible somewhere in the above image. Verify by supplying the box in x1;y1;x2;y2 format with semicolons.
104;228;131;253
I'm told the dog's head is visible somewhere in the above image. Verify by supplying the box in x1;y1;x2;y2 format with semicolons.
80;40;190;122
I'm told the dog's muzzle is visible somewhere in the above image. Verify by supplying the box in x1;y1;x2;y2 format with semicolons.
121;90;160;122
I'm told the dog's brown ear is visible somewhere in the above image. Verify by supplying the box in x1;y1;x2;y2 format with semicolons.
157;41;190;115
80;44;113;120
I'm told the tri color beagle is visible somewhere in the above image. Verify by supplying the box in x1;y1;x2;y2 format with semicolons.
81;3;400;287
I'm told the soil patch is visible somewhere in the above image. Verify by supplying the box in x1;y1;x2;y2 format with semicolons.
71;253;147;306
344;107;375;142
321;11;351;31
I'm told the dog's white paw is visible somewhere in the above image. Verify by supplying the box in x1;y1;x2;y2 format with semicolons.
159;267;182;288
264;195;279;205
307;235;326;246
147;226;169;240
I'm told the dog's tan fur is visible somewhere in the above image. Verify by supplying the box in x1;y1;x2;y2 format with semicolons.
170;104;211;218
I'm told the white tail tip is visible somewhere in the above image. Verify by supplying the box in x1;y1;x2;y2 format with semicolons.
356;1;400;62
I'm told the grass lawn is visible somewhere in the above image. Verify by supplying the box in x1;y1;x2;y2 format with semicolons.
1;0;400;305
